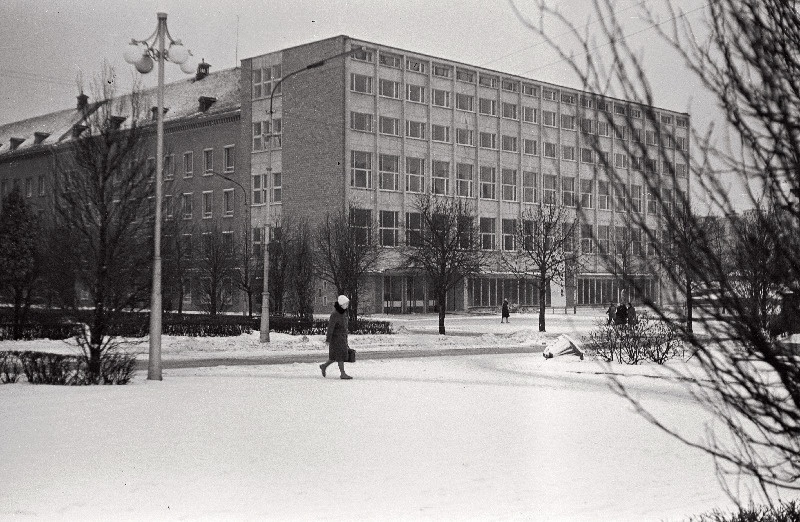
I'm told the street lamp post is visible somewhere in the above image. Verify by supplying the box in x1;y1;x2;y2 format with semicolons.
258;46;364;343
124;13;195;380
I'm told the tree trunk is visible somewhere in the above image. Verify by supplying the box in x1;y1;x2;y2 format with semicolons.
538;275;547;332
438;290;447;335
685;274;693;333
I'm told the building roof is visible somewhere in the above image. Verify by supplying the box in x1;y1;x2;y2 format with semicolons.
0;67;240;157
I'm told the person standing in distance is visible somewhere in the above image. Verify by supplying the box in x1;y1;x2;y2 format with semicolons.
501;299;510;323
320;295;353;380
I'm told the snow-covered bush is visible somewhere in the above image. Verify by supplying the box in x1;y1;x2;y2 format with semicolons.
584;313;685;364
0;351;23;383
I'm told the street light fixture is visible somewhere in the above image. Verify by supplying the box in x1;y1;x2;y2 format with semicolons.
259;46;364;343
124;13;196;380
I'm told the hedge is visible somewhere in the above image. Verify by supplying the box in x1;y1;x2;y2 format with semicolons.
0;350;136;385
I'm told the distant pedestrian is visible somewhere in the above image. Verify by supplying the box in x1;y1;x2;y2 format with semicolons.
627;302;637;326
501;299;510;323
320;295;353;380
606;302;616;325
615;303;628;326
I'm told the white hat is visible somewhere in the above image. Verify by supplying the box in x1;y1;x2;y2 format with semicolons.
337;295;350;309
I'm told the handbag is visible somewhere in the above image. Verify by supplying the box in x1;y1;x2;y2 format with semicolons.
347;348;356;363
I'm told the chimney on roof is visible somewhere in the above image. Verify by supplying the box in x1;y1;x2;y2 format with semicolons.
34;132;50;145
151;107;169;120
77;92;89;111
110;116;127;130
199;96;217;112
9;138;24;151
72;124;88;138
196;59;211;81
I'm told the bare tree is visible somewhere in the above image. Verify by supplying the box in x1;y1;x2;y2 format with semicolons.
53;65;154;381
161;217;195;316
267;222;292;316
513;0;800;493
503;203;579;332
288;219;315;320
195;222;237;315
402;193;486;335
0;187;44;338
314;205;381;324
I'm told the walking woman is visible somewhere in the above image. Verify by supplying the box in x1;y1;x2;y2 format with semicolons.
320;295;353;380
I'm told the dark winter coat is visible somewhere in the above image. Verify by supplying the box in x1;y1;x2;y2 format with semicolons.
326;305;349;362
606;305;616;325
501;301;510;318
627;304;637;325
615;304;628;326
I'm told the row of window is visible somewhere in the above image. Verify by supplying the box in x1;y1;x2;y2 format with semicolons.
350;150;687;193
350;49;688;126
348;107;688;151
0;175;46;200
165;189;237;221
151;146;235;180
353;207;672;253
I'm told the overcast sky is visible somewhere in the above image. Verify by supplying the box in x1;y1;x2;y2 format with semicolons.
3;0;744;208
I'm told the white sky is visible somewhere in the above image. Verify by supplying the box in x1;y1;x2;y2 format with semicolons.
2;0;747;209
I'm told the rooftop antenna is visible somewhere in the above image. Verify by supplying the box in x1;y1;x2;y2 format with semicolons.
235;15;240;66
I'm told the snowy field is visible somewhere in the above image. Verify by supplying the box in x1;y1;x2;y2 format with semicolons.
1;311;795;520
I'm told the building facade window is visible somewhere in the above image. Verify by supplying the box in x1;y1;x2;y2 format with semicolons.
543;174;557;205
456;68;476;83
351;208;372;245
580;179;594;208
406;84;426;103
432;63;452;78
379;116;400;136
562;176;575;206
523;138;538;155
581;148;594;163
406;157;425;193
379;78;401;99
478;98;497;116
543;110;557;127
406;212;422;246
350;73;373;94
502;219;516;250
480;217;496;250
252;64;282;98
406;120;426;139
406;59;426;73
272;172;282;203
379;154;400;191
479;132;497;149
561;114;576;130
522;106;538;123
522;83;539;97
181;192;193;219
350;111;374;132
502;102;518;120
480;166;496;200
598;180;610;210
456;163;473;197
432;89;451;108
561;92;576;104
203;149;214;174
502;168;517;201
380;210;400;247
501;135;518;152
379;53;402;68
202;191;213;219
502;79;519;92
523;170;537;203
183;151;193;177
163;154;175;180
432;160;450;195
351;150;372;188
562;145;576;161
479;74;498;88
223;146;235;172
223;189;234;217
432;124;451;143
543;142;557;158
456;93;474;111
456;128;474;146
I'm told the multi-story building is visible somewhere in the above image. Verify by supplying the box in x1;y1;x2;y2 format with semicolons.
241;35;691;314
0;65;247;313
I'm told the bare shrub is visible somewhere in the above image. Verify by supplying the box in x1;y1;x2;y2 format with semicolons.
585;313;685;364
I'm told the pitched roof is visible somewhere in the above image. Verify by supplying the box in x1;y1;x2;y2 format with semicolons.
0;67;240;156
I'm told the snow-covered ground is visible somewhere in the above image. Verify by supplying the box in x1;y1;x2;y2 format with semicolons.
1;311;794;520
